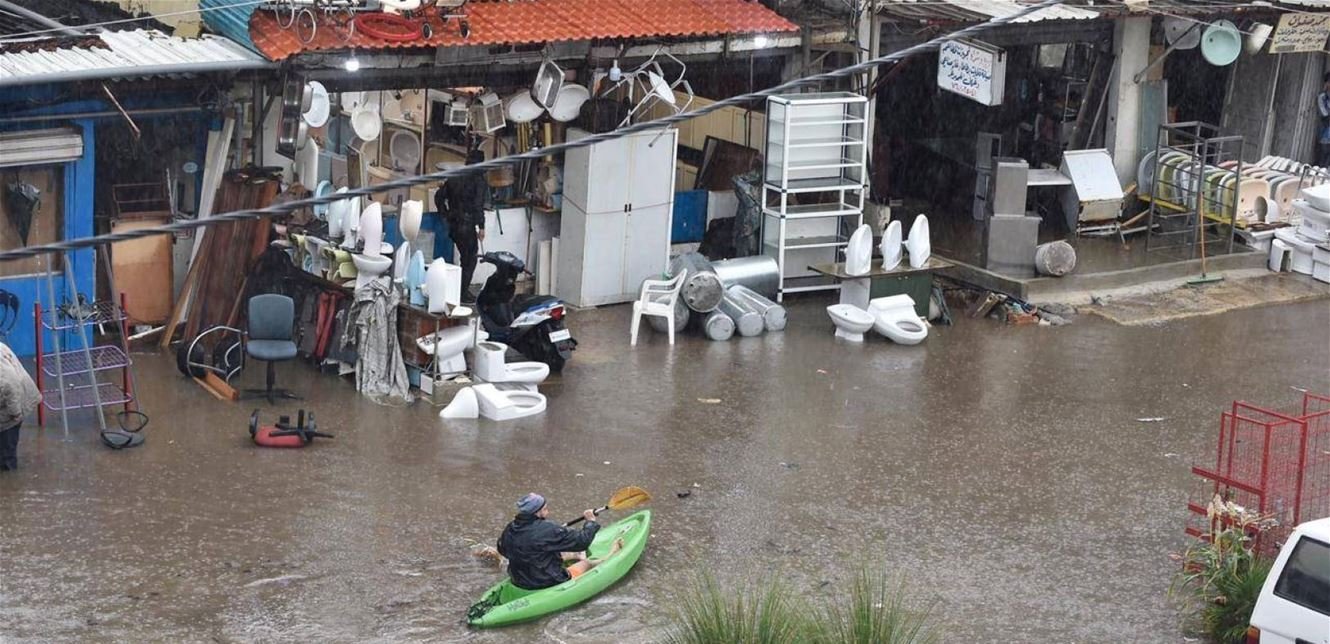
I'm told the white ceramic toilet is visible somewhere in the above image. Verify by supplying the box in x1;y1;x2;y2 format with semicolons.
473;341;550;384
844;224;872;276
400;199;423;242
880;220;903;270
340;197;361;250
426;258;462;314
440;386;479;419
867;295;928;345
906;214;931;269
473;383;547;421
416;322;484;375
826;303;874;342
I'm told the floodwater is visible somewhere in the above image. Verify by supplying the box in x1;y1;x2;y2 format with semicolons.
2;296;1327;643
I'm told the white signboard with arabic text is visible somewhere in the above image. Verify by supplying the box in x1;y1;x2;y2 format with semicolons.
937;39;1007;107
1270;13;1330;54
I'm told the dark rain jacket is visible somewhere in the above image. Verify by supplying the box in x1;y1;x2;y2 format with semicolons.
497;513;600;590
434;172;487;232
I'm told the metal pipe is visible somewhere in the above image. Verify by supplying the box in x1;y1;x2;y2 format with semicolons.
0;106;205;125
647;297;690;335
703;310;734;341
718;292;763;337
670;253;724;313
727;284;786;332
0;0;85;37
711;255;780;299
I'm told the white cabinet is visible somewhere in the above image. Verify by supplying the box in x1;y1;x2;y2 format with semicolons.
558;128;678;307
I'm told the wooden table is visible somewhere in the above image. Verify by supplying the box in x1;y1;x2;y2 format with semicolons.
808;256;954;316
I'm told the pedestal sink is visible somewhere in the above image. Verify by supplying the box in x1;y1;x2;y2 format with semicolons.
352;253;391;290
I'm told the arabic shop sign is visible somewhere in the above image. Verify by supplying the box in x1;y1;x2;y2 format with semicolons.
937;39;1007;106
1270;13;1330;54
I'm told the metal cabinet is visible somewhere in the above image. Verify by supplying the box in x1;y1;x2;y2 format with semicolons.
558;128;679;307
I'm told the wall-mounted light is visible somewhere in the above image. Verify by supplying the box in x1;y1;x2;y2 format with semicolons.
345;55;361;72
609;59;622;82
754;35;769;48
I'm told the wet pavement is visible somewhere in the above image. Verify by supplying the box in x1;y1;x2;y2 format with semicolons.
2;296;1327;643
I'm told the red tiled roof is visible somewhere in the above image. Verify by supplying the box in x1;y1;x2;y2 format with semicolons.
249;0;798;61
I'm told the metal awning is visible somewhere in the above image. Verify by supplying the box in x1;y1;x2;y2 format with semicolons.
0;29;271;88
878;0;1100;24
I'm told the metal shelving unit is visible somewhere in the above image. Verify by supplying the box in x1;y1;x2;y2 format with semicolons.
34;293;136;425
1145;122;1240;257
761;92;868;301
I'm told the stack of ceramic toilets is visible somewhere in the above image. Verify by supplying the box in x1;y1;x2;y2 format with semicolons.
825;216;932;345
1273;184;1330;283
438;341;551;422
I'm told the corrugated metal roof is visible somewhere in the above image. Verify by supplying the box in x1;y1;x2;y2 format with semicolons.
199;0;260;54
879;0;1100;23
0;29;270;88
247;0;799;62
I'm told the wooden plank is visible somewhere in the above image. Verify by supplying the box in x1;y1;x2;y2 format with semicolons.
204;372;238;402
193;376;230;401
160;222;214;348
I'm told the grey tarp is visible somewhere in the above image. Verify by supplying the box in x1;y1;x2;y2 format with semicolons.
342;277;411;403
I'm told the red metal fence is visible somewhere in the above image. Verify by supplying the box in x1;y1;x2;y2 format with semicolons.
1187;392;1330;558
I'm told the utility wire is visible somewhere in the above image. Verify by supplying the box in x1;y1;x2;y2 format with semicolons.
0;0;1068;263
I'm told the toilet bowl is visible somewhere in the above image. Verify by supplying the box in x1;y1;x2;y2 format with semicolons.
426;258;462;314
352;252;392;290
303;236;328;275
416;322;483;375
340;198;361;250
473;341;550;384
393;243;410;283
473;383;547;421
826;303;874;342
867;295;928;345
844;224;872;276
360;202;384;257
906;215;931;269
440;386;480;419
879;220;903;270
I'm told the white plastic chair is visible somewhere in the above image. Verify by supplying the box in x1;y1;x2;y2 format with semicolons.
630;269;687;346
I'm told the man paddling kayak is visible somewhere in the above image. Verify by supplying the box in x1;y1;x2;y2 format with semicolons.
497;493;623;590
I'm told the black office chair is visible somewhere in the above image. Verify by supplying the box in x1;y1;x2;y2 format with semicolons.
244;294;300;403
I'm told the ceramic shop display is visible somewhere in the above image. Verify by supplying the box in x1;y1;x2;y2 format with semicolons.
400;199;423;242
548;84;591;122
1237;178;1271;223
703;310;735;341
827;303;874;343
303;81;330;128
1301;183;1330;211
844;224;872;276
1274;227;1316;273
1137;150;1157;196
303;236;329;275
340;91;366;113
340;197;361;248
1295;201;1330;242
905;215;931;269
406;250;428;307
868;295;928;345
426;258;462;314
359;202;384;257
440;386;480;419
473;341;550;384
504;90;544;123
381;94;405;122
328;187;348;238
727;284;787;332
718;292;763;337
297;138;320;187
1202;21;1242;66
312;180;333;220
1269;239;1292;272
1255;195;1281;224
647;298;690;335
1164;17;1202;49
1034;241;1077;277
879;220;903;271
352;252;392;290
709;255;780;299
389;129;421;171
417;323;484;375
393;243;410;283
472;383;546;421
670;253;724;312
351;104;382;142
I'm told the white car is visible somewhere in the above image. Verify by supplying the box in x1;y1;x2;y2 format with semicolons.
1248;517;1330;644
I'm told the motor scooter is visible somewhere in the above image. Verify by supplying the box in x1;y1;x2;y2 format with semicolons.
474;251;576;371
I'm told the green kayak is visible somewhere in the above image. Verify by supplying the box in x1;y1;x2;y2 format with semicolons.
467;510;652;628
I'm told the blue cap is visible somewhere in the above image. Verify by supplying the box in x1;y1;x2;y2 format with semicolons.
516;493;546;515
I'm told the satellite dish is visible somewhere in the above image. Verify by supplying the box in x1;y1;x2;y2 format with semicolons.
1246;22;1273;55
1201;20;1241;66
1164;17;1201;50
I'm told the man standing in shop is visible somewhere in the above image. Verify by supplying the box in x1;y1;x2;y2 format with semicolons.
435;149;488;302
0;339;40;471
1318;72;1330;167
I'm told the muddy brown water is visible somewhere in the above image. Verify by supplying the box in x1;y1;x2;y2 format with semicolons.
2;297;1327;642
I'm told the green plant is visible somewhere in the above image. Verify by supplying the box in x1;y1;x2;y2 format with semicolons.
813;571;941;644
1171;494;1276;644
664;574;812;644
